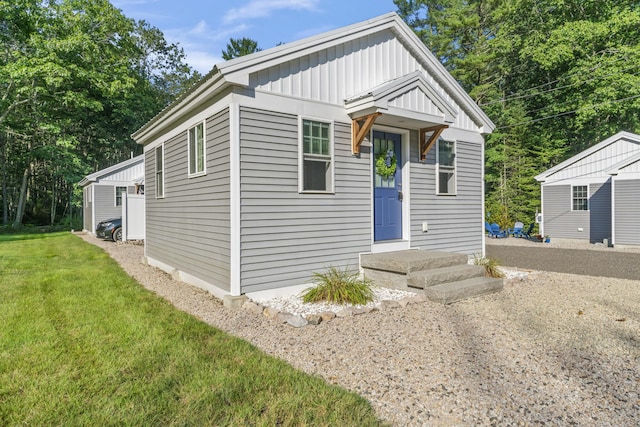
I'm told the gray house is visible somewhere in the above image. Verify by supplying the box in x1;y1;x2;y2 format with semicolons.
132;13;495;299
535;131;640;246
79;155;144;234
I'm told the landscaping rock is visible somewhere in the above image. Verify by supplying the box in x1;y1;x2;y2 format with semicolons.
335;308;353;318
320;311;336;322
287;315;308;328
243;300;263;315
263;306;280;319
275;312;293;324
305;313;322;325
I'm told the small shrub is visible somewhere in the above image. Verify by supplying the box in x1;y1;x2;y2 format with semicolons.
472;255;505;278
302;265;374;305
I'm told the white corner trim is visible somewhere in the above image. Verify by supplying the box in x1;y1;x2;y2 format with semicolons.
481;138;486;257
610;178;615;246
229;102;241;296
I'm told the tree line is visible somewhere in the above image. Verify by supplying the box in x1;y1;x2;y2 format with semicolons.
1;0;199;229
3;1;638;230
394;0;640;226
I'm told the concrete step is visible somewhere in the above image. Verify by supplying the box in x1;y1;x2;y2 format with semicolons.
422;277;504;305
407;264;486;289
361;250;469;274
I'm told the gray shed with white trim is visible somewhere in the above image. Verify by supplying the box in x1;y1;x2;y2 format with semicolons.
535;131;640;246
79;155;145;234
132;13;495;298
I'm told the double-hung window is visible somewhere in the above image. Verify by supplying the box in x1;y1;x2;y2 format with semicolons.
115;186;127;206
188;122;205;176
437;139;456;195
155;145;164;198
572;185;588;211
301;119;333;192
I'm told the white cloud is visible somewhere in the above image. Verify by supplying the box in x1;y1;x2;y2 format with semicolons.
223;0;320;23
185;50;222;74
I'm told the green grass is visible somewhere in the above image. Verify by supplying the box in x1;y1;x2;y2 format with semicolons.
0;233;384;426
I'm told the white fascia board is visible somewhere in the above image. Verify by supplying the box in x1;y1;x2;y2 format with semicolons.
78;155;144;186
132;71;227;145
536;131;640;180
540;175;610;187
607;151;640;175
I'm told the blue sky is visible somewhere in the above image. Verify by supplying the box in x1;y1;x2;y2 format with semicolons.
112;0;399;74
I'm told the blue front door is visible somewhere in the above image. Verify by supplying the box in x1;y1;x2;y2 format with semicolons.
373;131;402;241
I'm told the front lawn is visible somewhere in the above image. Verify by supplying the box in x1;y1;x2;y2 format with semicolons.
0;233;384;426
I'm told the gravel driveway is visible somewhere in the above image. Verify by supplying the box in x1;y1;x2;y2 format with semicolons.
80;234;640;426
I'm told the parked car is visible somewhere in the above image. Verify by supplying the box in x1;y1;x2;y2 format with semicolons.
96;217;122;242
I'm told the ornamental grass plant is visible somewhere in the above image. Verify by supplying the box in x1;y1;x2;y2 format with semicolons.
302;265;374;305
472;255;506;279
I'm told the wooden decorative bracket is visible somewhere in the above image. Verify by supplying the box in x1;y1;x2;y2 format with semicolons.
419;125;448;161
351;113;381;155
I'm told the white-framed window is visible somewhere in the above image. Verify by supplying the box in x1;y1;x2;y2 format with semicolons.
436;139;456;195
115;186;127;206
188;121;206;176
299;118;334;193
155;144;164;198
572;185;588;211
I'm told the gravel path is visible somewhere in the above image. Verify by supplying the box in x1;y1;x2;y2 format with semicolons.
486;239;640;280
80;234;640;426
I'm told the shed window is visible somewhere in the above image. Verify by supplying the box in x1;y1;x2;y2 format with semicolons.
300;119;333;192
572;185;588;210
188;122;205;176
437;139;456;195
115;186;126;206
155;145;164;198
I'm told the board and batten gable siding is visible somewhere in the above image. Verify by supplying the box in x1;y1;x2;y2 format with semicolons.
145;108;231;291
546;139;640;181
409;133;483;254
588;181;611;243
250;29;480;133
100;161;144;183
94;185;124;225
542;185;589;240
238;106;371;293
614;179;640;246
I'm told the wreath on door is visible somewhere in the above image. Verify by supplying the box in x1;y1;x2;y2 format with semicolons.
376;149;397;179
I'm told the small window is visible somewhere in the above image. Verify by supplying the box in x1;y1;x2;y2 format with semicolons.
115;186;127;206
572;185;588;211
188;122;205;176
437;139;456;195
300;119;333;192
155;145;164;198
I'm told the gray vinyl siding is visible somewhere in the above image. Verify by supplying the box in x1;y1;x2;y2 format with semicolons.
614;179;640;246
145;108;231;291
94;185;123;225
542;185;589;240
588;181;611;243
409;133;483;255
83;186;92;232
239;106;371;293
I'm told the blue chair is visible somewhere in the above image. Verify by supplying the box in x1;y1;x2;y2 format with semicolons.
485;221;508;238
509;221;524;237
521;223;536;240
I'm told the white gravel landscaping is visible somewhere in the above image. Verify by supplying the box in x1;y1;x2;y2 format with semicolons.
81;233;640;427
